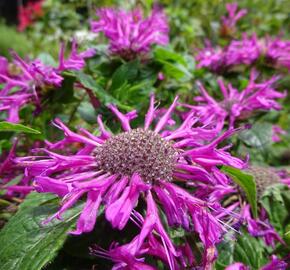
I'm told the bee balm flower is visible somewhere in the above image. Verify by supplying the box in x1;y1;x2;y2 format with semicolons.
183;71;286;131
16;95;245;269
91;7;169;60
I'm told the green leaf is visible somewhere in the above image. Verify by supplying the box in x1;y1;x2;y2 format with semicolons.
222;166;258;218
154;47;193;81
261;185;290;234
0;122;41;134
78;101;97;123
110;60;139;92
154;47;187;65
238;122;273;148
0;192;82;270
37;53;57;67
215;231;235;269
233;229;268;269
75;71;132;111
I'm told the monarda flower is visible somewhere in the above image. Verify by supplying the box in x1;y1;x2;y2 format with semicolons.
225;255;287;270
272;125;287;142
57;39;96;71
265;38;290;71
0;140;33;198
91;7;169;60
0;41;94;123
196;35;290;73
0;52;63;123
203;165;288;248
182;71;286;131
195;41;225;72
195;34;261;72
220;2;247;37
15;95;245;269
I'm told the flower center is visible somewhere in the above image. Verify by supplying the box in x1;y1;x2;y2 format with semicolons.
95;128;178;183
220;99;237;113
245;166;280;199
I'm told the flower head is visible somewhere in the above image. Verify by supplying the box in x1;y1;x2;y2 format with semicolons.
183;72;286;131
272;125;287;142
0;52;63;123
225;256;287;270
220;3;247;36
16;95;245;269
225;34;261;66
265;38;290;71
0;140;33;197
57;39;96;71
196;34;261;72
0;41;94;123
195;42;225;72
91;7;169;60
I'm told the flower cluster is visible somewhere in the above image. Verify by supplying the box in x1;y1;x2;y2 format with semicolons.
226;256;287;270
196;35;290;72
91;7;169;60
0;40;95;123
15;95;246;269
181;71;286;131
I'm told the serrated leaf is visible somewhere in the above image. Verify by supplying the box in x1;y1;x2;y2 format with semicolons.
110;60;139;91
215;231;235;269
0;192;82;270
154;47;187;65
154;47;193;81
260;185;290;234
74;71;131;111
0;122;41;134
78;101;97;123
233;229;268;269
222;166;257;218
238;122;273;148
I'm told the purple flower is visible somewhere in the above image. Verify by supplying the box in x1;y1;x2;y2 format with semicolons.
261;256;287;270
183;72;286;131
225;262;249;270
91;7;169;60
195;42;225;72
196;34;261;72
57;39;96;71
0;52;63;123
265;38;290;71
225;256;287;270
15;95;245;269
225;34;261;66
0;140;33;197
191;164;288;250
221;3;247;36
272;125;287;142
196;35;290;73
241;205;283;248
0;40;94;123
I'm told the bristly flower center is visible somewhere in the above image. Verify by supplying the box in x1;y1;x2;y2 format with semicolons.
95;128;178;183
245;166;281;199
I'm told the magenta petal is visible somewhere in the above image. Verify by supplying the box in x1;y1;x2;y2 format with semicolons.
70;191;102;235
105;173;149;229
